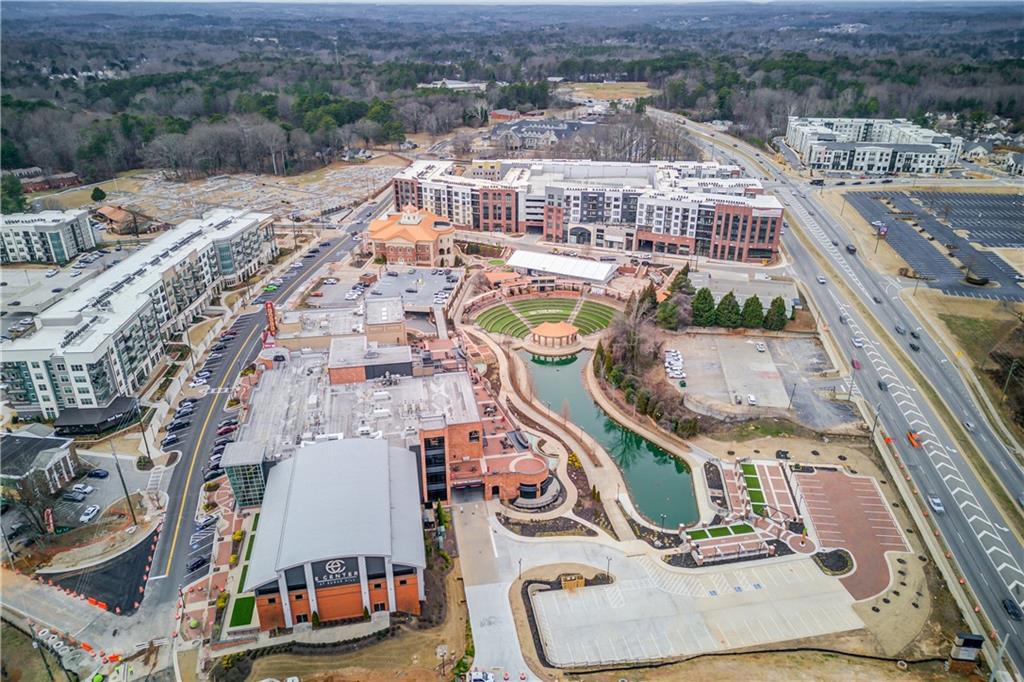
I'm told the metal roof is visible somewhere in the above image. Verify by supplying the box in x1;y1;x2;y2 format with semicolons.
506;250;616;283
245;439;426;591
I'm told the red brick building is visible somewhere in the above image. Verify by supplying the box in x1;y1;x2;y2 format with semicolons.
368;206;456;267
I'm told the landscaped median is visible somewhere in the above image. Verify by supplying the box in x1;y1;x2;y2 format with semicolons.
741;462;768;515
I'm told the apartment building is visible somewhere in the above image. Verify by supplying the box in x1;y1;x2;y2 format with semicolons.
785;116;964;174
392;158;783;262
0;210;96;265
1;209;276;425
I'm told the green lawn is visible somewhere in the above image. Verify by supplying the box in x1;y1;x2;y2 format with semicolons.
238;564;249;592
251;512;260;531
229;596;256;627
748;489;766;504
731;523;755;535
740;463;757;476
687;522;755;540
476;304;531;338
707;526;732;538
245;534;257;561
488;258;506;266
687;529;709;540
753;503;767;516
744;475;762;490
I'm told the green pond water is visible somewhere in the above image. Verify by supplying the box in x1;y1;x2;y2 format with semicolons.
520;350;698;528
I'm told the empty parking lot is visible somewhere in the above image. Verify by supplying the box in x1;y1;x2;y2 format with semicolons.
793;467;909;600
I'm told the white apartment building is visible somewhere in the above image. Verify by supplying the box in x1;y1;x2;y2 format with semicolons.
785;116;963;174
392;158;782;262
1;209;276;426
0;210;97;265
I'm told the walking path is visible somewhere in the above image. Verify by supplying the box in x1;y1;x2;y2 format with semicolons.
566;295;587;324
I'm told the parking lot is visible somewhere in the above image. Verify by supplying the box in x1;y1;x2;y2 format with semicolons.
313;266;461;312
1;247;130;318
793;467;909;600
847;191;1024;301
664;333;789;408
909;192;1024;248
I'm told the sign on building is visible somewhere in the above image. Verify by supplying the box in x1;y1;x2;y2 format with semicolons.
311;557;361;588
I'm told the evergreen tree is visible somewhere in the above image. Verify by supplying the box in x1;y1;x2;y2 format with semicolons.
669;268;694;295
655;299;679;329
763;296;788;331
692;287;716;327
91;186;107;202
1;174;26;214
715;291;742;328
638;283;658;315
740;295;764;328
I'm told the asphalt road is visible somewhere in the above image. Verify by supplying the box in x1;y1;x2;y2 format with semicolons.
649;108;1024;673
144;198;392;616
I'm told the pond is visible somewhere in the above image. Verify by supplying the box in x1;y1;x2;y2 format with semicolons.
520;350;698;528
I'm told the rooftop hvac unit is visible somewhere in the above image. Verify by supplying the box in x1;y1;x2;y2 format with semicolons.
358;424;372;436
372;407;391;418
372;390;391;401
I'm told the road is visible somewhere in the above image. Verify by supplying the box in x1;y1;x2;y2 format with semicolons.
648;108;1024;673
145;196;393;624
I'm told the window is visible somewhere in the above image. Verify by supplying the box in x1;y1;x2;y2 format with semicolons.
373;583;383;590
295;594;303;601
71;365;83;371
80;398;94;405
399;579;408;586
267;597;276;604
373;602;387;613
295;613;308;623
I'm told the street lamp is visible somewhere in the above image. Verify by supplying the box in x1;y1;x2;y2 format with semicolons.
659;513;667;531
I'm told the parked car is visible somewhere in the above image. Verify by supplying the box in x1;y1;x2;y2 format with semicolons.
211;344;226;352
217;425;238;436
214;436;235;446
186;556;210;573
203;469;224;483
79;505;101;523
62;491;86;503
746;394;757;406
87;469;110;479
775;450;791;460
218;417;238;428
168;420;192;432
72;483;95;495
161;434;180;447
197;514;219;529
189;379;207;388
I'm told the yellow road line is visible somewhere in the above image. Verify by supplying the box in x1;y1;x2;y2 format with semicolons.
162;322;261;574
161;239;348;574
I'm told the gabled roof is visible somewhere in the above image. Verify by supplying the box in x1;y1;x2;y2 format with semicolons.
506;250;617;283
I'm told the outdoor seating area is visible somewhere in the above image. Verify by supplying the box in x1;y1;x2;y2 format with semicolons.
475;304;531;337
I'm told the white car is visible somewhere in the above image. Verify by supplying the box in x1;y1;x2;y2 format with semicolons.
189;378;208;388
79;505;100;523
72;483;95;495
747;394;758;406
755;342;767;353
852;337;864;348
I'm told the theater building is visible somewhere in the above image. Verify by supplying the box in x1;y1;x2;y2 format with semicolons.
247;439;426;630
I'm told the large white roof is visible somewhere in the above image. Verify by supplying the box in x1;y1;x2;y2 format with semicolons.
506;250;616;283
246;438;426;591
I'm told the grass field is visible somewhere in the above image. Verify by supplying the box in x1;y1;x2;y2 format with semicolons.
477;298;616;338
567;81;660;101
229;595;256;627
937;313;1015;369
238;564;248;592
687;523;757;540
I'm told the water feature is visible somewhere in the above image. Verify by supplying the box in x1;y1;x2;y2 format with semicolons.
520;350;698;528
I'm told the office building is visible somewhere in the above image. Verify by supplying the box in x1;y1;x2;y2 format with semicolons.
0;210;96;265
0;209;276;424
367;206;456;267
785;116;963;174
392;159;783;262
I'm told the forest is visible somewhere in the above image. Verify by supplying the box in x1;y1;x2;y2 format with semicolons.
1;1;1021;182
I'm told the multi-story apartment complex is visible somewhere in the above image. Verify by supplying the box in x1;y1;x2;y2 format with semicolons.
1;209;276;425
0;210;97;265
785;116;964;174
392;159;783;263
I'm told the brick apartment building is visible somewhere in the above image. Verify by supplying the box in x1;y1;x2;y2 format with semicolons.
391;159;784;263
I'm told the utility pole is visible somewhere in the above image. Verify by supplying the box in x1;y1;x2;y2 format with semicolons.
110;439;138;527
1002;358;1021;400
870;401;882;438
31;635;56;682
136;399;152;460
787;381;798;410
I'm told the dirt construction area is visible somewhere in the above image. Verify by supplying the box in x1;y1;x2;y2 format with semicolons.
44;156;407;224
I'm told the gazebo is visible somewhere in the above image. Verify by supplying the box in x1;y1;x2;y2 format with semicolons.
531;321;579;348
